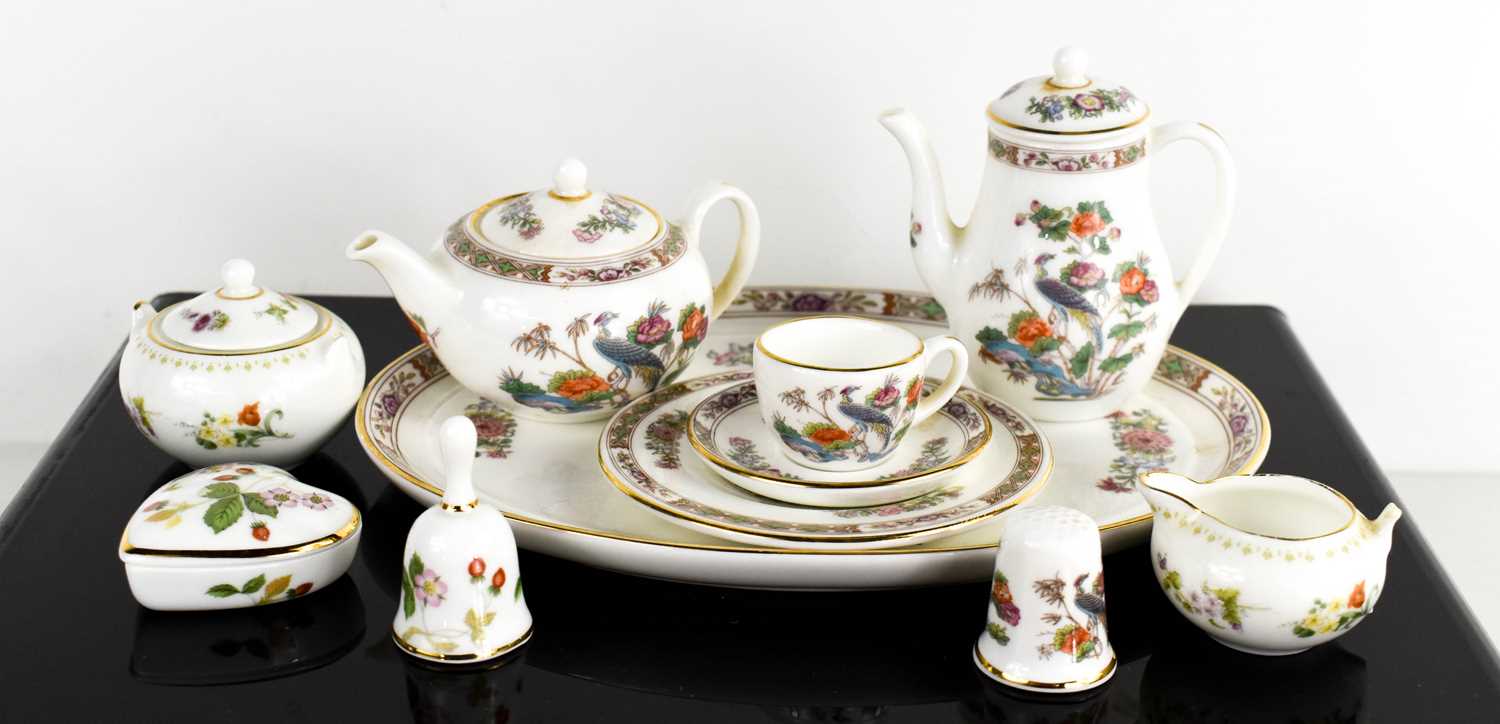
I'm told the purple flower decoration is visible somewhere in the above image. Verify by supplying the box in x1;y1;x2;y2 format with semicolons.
1074;93;1104;112
141;500;167;512
632;315;671;345
412;569;447;607
300;492;334;511
1229;415;1248;435
192;314;211;332
519;226;541;240
1140;279;1160;304
1067;262;1104;289
789;293;831;312
260;487;298;508
573;229;602;244
595;268;623;282
870;385;900;408
998;601;1021;627
380;393;401;417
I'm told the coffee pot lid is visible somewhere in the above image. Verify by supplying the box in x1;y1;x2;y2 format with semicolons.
987;47;1149;135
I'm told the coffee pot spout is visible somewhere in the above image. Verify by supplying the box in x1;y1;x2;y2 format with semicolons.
879;108;962;302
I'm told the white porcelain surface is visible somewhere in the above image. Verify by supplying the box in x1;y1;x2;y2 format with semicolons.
393;417;532;663
347;158;760;423
974;505;1114;693
687;379;991;507
119;259;366;468
752;316;969;472
353;286;1269;590
119;463;361;611
883;46;1234;422
598;370;1047;549
1141;472;1400;656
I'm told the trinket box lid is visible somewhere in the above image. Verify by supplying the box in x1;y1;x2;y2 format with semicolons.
454;158;665;262
987;47;1150;136
120;463;360;558
152;259;325;354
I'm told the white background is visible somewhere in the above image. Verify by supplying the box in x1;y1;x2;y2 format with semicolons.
2;1;1497;624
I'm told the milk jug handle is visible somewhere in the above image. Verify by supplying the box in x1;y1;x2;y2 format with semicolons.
1149;121;1236;306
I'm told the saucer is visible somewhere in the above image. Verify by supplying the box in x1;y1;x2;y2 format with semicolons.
599;372;1052;549
686;380;993;507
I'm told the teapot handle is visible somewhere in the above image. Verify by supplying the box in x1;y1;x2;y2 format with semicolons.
1149;121;1236;307
683;183;761;320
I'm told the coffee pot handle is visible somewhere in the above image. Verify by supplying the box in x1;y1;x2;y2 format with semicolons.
1149;121;1236;307
683;183;762;320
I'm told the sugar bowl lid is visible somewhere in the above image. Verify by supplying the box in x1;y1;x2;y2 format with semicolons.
461;158;664;261
121;463;360;557
153;259;325;354
987;47;1149;135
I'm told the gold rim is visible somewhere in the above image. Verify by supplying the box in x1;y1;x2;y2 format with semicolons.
354;314;1269;555
121;512;361;558
987;107;1151;136
145;297;333;356
754;315;925;371
1138;473;1355;542
215;288;265;301
974;643;1116;690
685;380;993;489
391;625;532;661
466;192;665;262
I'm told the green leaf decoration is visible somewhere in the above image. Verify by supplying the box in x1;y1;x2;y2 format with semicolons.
1070;342;1094;378
986;622;1010;645
1162;570;1181;591
1095;201;1113;224
408;552;424;582
1108;321;1147;341
1294;625;1315;638
203;495;244;534
401;571;416;619
263;574;291;600
974;326;1006;344
206;584;238;598
242;493;279;517
514;575;524;601
1029;337;1061;356
240;574;266;594
465;608;484;643
201;482;239;498
1099;354;1134;374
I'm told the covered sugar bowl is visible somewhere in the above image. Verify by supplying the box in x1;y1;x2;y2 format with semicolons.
348;158;760;423
121;259;365;467
119;463;362;611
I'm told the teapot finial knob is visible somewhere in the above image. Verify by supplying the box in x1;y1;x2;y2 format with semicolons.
1050;46;1090;88
219;258;258;297
552;158;590;200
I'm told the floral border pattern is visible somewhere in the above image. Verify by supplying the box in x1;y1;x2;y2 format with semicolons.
989;135;1147;174
444;219;687;286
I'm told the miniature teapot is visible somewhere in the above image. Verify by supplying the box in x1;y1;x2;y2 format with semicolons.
348;159;760;423
1140;472;1401;656
882;47;1234;421
121;259;365;467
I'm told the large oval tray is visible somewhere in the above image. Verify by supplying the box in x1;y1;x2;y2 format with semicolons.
355;286;1269;590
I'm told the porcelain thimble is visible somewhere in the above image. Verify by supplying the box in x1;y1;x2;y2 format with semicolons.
393;416;533;664
974;505;1115;693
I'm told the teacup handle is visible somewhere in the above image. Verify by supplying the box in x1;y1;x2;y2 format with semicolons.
912;336;970;425
683;183;762;320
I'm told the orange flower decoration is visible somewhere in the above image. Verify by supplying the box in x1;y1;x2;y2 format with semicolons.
557;375;611;400
906;380;922;406
1014;317;1053;347
1119;267;1147;295
1060;626;1092;654
1348;580;1366;609
809;427;852;445
237;402;261;426
1070;211;1106;238
680;307;707;343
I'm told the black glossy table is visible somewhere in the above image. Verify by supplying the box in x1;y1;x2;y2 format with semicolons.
3;296;1497;722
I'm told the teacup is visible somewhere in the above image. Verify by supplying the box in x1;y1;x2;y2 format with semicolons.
752;315;969;472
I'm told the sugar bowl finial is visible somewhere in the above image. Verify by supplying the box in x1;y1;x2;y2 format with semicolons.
219;258;260;298
392;416;533;663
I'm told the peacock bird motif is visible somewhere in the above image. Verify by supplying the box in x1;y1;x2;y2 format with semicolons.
1073;572;1108;629
1032;253;1103;351
591;310;667;391
771;377;917;465
835;385;896;455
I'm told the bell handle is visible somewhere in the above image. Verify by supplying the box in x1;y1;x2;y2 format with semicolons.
683;183;761;320
1149;121;1236;307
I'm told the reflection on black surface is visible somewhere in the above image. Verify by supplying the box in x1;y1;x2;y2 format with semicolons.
362;486;426;602
130;575;366;686
1140;634;1366;723
403;652;525;724
959;679;1110;724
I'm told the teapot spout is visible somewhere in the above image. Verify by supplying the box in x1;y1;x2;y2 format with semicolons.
346;230;460;327
878;108;961;299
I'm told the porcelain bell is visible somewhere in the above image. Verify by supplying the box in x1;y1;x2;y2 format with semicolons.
393;416;533;664
883;47;1235;421
120;259;365;467
349;158;760;423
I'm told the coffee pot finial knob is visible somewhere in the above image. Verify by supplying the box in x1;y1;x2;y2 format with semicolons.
552;158;590;199
1050;46;1090;88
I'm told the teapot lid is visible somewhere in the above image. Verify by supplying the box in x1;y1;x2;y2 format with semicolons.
987;47;1149;135
155;259;323;353
461;159;664;261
